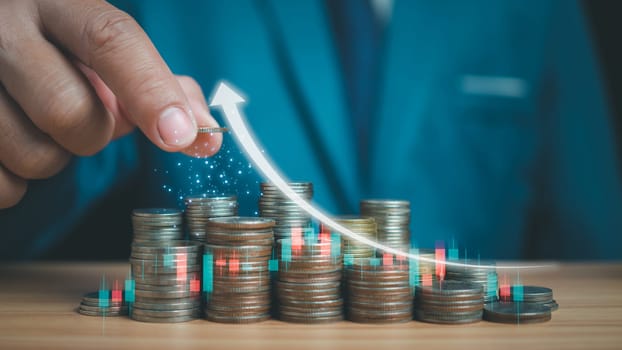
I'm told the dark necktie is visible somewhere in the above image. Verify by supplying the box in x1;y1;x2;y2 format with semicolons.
326;0;383;186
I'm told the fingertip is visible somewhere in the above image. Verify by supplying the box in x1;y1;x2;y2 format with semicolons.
0;167;27;209
180;132;223;158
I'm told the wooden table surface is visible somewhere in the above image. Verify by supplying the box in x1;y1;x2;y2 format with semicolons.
0;262;620;349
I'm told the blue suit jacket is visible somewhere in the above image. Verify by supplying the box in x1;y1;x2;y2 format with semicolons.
2;0;621;260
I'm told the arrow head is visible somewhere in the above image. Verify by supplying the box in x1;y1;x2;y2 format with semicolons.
209;81;246;107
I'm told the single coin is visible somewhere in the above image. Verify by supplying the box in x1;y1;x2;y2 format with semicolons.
198;126;229;133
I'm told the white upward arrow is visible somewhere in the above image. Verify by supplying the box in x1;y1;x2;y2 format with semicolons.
209;81;543;270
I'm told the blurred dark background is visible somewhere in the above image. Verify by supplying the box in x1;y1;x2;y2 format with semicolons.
41;0;622;261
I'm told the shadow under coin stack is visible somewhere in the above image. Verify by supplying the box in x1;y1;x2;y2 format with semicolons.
335;216;377;259
414;280;484;324
446;260;498;303
345;256;413;323
203;217;275;323
184;195;238;241
130;240;203;323
131;208;184;243
259;182;313;240
484;302;552;324
78;291;128;317
360;199;410;250
275;235;344;323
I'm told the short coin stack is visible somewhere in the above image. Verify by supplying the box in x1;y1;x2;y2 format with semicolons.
360;199;410;250
446;260;498;303
345;256;413;323
484;302;552;323
259;182;313;240
130;240;202;323
275;236;344;323
78;291;128;317
414;280;484;324
203;217;275;323
500;285;558;311
131;208;184;243
335;216;377;259
185;195;238;241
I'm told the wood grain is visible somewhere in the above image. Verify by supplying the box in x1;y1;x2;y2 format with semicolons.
0;262;620;349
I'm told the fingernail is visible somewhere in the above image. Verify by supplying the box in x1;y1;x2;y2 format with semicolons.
158;107;196;147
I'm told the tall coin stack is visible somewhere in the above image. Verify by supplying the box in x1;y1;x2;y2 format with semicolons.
184;195;238;241
130;240;203;323
360;199;411;250
275;236;344;323
344;256;413;323
335;216;377;259
259;182;313;240
131;208;184;243
446;260;498;303
414;280;484;324
203;217;275;323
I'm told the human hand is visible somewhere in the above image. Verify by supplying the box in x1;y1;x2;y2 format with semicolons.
0;0;222;208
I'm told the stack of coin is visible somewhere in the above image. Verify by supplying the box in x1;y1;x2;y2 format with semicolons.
203;244;273;323
259;182;313;240
275;237;344;323
203;217;275;323
414;280;484;324
360;199;410;250
484;302;552;323
130;240;202;323
499;285;558;311
184;195;238;241
78;291;128;317
413;249;439;285
335;216;377;259
446;260;498;303
131;208;184;243
345;256;413;323
206;217;274;247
